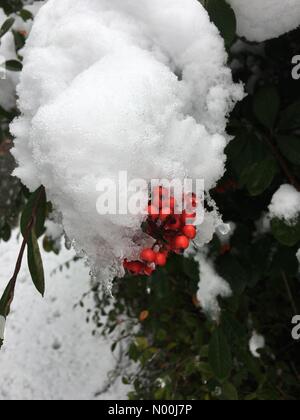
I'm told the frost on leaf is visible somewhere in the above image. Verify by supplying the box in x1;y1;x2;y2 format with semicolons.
11;0;243;288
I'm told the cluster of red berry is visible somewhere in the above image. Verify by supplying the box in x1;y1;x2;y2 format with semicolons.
123;187;198;277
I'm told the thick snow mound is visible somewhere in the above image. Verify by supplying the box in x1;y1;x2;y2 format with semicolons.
11;0;243;285
269;184;300;223
227;0;300;42
195;253;231;320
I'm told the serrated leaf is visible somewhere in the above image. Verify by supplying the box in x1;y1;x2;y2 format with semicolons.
27;229;45;296
240;158;278;196
0;17;15;38
206;0;236;48
208;328;232;381
253;86;280;130
276;135;300;165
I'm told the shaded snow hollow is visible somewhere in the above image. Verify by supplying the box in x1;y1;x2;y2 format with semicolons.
0;232;129;400
11;0;243;287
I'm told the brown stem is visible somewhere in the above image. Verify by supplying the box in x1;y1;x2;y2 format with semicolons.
264;136;300;192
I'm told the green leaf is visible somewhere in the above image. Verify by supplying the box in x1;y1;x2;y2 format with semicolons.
0;223;11;242
5;60;23;72
27;229;45;296
253;86;280;130
279;102;300;131
19;9;33;22
206;0;236;48
226;132;268;179
271;218;300;247
217;255;247;295
0;279;15;318
21;186;47;238
240;158;278;196
221;382;238;400
0;17;15;38
208;328;232;381
276;135;300;165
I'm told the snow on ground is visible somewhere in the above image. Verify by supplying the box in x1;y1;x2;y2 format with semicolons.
0;231;129;400
227;0;300;42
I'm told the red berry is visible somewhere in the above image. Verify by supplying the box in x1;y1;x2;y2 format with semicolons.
155;252;167;267
140;248;156;263
182;225;196;239
144;266;155;276
174;235;190;250
126;261;145;275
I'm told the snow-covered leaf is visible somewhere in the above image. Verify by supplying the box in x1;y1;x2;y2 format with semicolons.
271;218;300;247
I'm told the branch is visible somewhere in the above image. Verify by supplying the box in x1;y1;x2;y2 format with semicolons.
0;187;45;341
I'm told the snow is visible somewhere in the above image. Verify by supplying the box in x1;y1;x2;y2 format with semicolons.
227;0;300;42
0;316;5;340
249;331;265;358
0;3;44;111
0;231;129;400
11;0;244;287
194;253;232;321
268;184;300;223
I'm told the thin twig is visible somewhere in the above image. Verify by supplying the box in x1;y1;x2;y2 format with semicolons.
281;271;298;315
3;187;45;316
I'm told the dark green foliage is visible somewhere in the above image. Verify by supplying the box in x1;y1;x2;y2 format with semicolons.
92;3;300;400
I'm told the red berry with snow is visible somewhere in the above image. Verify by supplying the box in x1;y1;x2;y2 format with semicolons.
140;248;156;263
182;225;197;239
